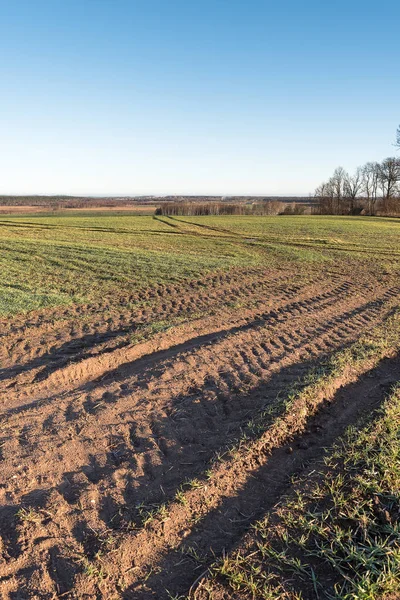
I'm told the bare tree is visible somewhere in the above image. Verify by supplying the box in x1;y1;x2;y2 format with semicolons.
329;166;348;214
361;162;379;215
314;180;335;214
378;157;400;199
313;126;400;215
344;167;362;213
314;167;352;215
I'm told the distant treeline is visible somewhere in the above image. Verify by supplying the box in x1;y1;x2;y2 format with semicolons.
314;156;400;216
155;201;307;216
156;195;312;204
0;195;313;208
0;195;145;208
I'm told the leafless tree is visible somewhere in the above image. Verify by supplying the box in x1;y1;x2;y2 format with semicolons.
344;167;362;213
361;162;380;215
314;148;400;216
378;157;400;200
314;181;334;214
331;166;347;198
156;201;286;216
314;167;353;215
327;167;348;214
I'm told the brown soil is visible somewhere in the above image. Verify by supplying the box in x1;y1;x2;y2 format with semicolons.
0;265;399;599
192;354;400;600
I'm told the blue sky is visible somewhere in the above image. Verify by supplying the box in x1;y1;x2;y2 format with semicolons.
0;0;399;196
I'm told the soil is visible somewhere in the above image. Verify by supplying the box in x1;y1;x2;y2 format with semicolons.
0;264;399;599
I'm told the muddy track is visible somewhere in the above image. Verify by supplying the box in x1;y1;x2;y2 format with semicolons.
0;275;353;403
0;260;381;380
0;268;399;599
0;268;304;378
0;274;388;406
122;354;400;599
1;282;398;478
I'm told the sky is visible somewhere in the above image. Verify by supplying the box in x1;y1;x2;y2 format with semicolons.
0;0;399;196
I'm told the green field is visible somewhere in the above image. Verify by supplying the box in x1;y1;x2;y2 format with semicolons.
1;212;399;316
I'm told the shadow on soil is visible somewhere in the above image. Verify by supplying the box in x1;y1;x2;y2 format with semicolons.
1;320;399;598
121;353;400;599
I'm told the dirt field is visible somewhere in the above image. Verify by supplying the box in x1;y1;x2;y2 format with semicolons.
0;214;399;599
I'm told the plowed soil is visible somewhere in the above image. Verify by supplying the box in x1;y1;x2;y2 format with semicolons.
1;215;400;599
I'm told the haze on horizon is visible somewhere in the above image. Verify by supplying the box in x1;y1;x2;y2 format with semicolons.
0;0;398;197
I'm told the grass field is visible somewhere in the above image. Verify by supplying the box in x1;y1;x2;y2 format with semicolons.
0;213;399;315
0;213;399;599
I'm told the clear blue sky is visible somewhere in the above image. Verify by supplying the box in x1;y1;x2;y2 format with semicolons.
0;0;399;196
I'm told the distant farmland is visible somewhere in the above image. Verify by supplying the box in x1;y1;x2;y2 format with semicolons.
0;212;400;599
